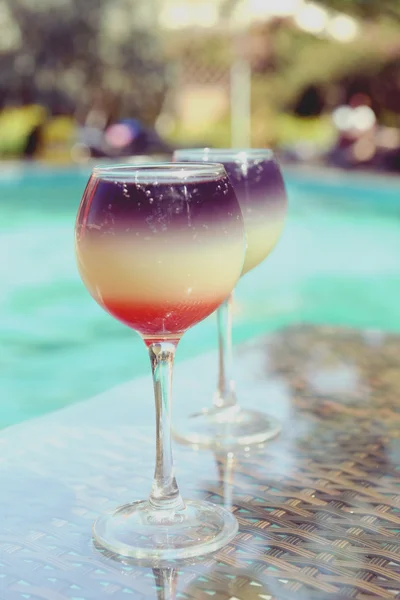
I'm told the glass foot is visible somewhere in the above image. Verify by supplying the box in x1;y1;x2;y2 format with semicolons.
173;406;281;450
93;499;238;560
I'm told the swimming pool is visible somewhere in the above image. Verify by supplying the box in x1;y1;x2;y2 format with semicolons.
1;165;400;428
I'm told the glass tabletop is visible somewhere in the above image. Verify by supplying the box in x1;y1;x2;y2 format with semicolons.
1;325;399;599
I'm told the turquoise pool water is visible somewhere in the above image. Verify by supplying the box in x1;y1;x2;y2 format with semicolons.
1;166;400;428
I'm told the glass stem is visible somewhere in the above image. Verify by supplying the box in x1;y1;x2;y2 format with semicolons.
147;341;185;511
152;568;177;600
214;292;237;409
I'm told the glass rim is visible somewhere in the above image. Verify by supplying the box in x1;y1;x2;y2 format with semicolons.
174;148;275;160
92;162;227;182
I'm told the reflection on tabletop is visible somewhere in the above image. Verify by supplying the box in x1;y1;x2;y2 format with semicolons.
0;324;399;598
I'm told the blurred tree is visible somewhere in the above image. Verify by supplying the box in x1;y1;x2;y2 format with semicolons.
220;0;400;21
318;0;400;21
0;0;167;124
165;8;400;149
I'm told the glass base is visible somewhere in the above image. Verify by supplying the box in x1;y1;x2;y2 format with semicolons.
93;499;238;561
173;406;281;450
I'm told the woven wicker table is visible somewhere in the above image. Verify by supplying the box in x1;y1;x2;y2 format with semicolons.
1;325;399;599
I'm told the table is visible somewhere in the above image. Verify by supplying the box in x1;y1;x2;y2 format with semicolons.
1;325;400;599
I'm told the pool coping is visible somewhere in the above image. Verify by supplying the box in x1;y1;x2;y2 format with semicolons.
1;159;400;191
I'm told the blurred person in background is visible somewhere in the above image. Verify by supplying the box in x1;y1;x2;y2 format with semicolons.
104;118;172;157
78;115;173;159
0;89;47;159
39;100;78;163
279;85;336;164
329;93;377;170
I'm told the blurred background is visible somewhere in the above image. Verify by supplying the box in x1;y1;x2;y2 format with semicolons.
2;0;400;166
1;0;400;428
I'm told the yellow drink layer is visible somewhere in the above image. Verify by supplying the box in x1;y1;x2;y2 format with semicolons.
77;232;244;306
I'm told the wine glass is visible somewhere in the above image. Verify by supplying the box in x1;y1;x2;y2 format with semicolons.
75;163;246;560
173;149;288;449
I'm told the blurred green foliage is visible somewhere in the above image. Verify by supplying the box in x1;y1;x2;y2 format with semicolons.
167;8;400;147
1;0;167;125
319;0;400;20
3;0;400;150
